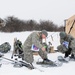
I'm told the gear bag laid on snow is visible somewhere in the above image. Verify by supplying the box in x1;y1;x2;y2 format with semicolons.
0;42;11;53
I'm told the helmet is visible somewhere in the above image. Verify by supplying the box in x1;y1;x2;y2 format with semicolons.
60;32;66;38
41;30;48;37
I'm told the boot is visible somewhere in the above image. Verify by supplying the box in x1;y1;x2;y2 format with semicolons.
30;63;34;69
70;54;75;60
43;58;50;62
70;54;74;58
43;58;54;65
19;61;34;69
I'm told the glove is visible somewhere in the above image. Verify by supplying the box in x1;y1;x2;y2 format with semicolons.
44;46;47;48
62;41;69;49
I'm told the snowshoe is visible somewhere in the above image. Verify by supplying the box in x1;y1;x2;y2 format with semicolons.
69;56;75;61
19;61;34;69
36;59;63;67
58;56;69;63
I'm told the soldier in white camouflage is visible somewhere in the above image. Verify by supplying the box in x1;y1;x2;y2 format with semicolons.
57;32;75;60
23;30;51;66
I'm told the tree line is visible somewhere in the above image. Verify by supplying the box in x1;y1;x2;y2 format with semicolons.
0;16;64;32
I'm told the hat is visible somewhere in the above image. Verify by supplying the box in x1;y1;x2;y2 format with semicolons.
60;32;66;38
41;30;48;37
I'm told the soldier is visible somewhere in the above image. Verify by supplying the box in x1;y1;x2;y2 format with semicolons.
57;32;75;61
23;30;52;69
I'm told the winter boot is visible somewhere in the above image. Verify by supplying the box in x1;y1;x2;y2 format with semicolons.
70;54;74;58
43;58;57;66
30;63;34;69
20;61;34;69
69;54;75;61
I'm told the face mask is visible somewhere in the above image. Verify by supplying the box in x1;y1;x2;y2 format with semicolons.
42;38;46;43
41;34;46;43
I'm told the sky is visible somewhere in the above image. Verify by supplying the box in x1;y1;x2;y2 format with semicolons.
0;0;75;26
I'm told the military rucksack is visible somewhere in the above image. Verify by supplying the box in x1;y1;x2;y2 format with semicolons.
0;42;11;53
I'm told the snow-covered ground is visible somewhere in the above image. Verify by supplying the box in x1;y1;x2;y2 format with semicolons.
0;31;75;75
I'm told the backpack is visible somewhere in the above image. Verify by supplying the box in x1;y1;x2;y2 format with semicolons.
14;40;23;55
0;42;11;53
